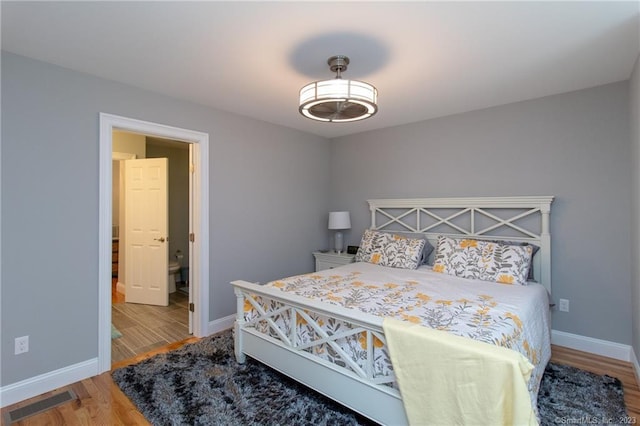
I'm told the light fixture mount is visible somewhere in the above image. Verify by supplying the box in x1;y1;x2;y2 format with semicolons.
328;55;349;74
299;55;378;123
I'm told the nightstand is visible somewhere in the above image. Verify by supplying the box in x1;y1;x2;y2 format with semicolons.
313;251;356;271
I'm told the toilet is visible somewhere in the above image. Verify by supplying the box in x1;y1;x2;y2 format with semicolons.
168;260;181;293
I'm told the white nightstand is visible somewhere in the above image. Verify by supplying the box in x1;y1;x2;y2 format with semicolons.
313;251;356;271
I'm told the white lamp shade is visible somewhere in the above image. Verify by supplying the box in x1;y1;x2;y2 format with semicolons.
328;211;351;230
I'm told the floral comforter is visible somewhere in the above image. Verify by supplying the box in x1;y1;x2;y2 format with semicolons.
243;261;551;401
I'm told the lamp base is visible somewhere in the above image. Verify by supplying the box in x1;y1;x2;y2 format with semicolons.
334;231;344;254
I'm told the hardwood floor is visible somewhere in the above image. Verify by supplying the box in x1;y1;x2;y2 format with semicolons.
0;338;198;426
550;345;640;419
2;342;638;425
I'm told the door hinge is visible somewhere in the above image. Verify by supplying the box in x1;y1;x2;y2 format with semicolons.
190;163;195;173
189;303;195;312
189;233;195;242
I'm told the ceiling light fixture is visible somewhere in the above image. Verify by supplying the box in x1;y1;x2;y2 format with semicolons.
299;55;378;123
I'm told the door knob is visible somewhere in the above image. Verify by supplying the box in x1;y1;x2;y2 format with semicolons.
154;237;166;243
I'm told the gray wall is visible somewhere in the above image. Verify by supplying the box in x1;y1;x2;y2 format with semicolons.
1;49;636;390
330;82;632;345
0;52;330;386
146;142;191;271
631;53;640;360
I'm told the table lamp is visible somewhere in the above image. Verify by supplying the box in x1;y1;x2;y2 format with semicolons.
328;211;351;253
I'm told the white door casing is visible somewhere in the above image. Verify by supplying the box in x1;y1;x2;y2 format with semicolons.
188;145;194;333
124;158;169;306
98;113;209;374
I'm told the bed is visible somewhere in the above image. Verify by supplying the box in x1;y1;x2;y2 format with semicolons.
231;196;554;425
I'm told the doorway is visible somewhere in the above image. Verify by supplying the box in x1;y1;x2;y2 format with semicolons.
111;135;191;362
98;113;210;374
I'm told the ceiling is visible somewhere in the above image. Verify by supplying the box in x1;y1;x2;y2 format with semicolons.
2;1;639;139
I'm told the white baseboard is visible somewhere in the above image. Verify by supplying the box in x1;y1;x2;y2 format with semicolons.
208;314;235;335
0;315;237;408
0;358;98;408
551;329;632;361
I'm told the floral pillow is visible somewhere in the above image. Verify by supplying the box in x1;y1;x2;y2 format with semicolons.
355;229;426;270
432;236;533;285
488;240;539;281
375;229;435;265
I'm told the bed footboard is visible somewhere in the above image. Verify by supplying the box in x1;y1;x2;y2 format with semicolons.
231;279;408;426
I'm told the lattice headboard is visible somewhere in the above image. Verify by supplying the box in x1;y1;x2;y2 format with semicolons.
367;196;554;294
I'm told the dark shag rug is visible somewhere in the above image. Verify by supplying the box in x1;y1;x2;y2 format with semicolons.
112;331;628;426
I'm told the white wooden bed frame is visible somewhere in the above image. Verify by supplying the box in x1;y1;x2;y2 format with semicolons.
232;196;554;425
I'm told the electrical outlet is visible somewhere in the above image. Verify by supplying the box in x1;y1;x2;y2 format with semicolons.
559;299;570;312
15;336;29;355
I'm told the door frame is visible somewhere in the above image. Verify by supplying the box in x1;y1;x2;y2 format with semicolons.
98;113;210;373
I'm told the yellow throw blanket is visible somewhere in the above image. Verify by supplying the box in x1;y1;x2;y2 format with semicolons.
383;318;537;426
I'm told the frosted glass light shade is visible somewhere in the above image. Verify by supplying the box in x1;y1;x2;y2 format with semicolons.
299;79;378;122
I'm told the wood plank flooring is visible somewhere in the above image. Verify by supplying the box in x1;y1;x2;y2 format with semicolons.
550;344;640;419
111;281;191;363
1;337;198;426
2;341;638;425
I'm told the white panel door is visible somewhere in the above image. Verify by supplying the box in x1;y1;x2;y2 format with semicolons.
124;158;169;306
